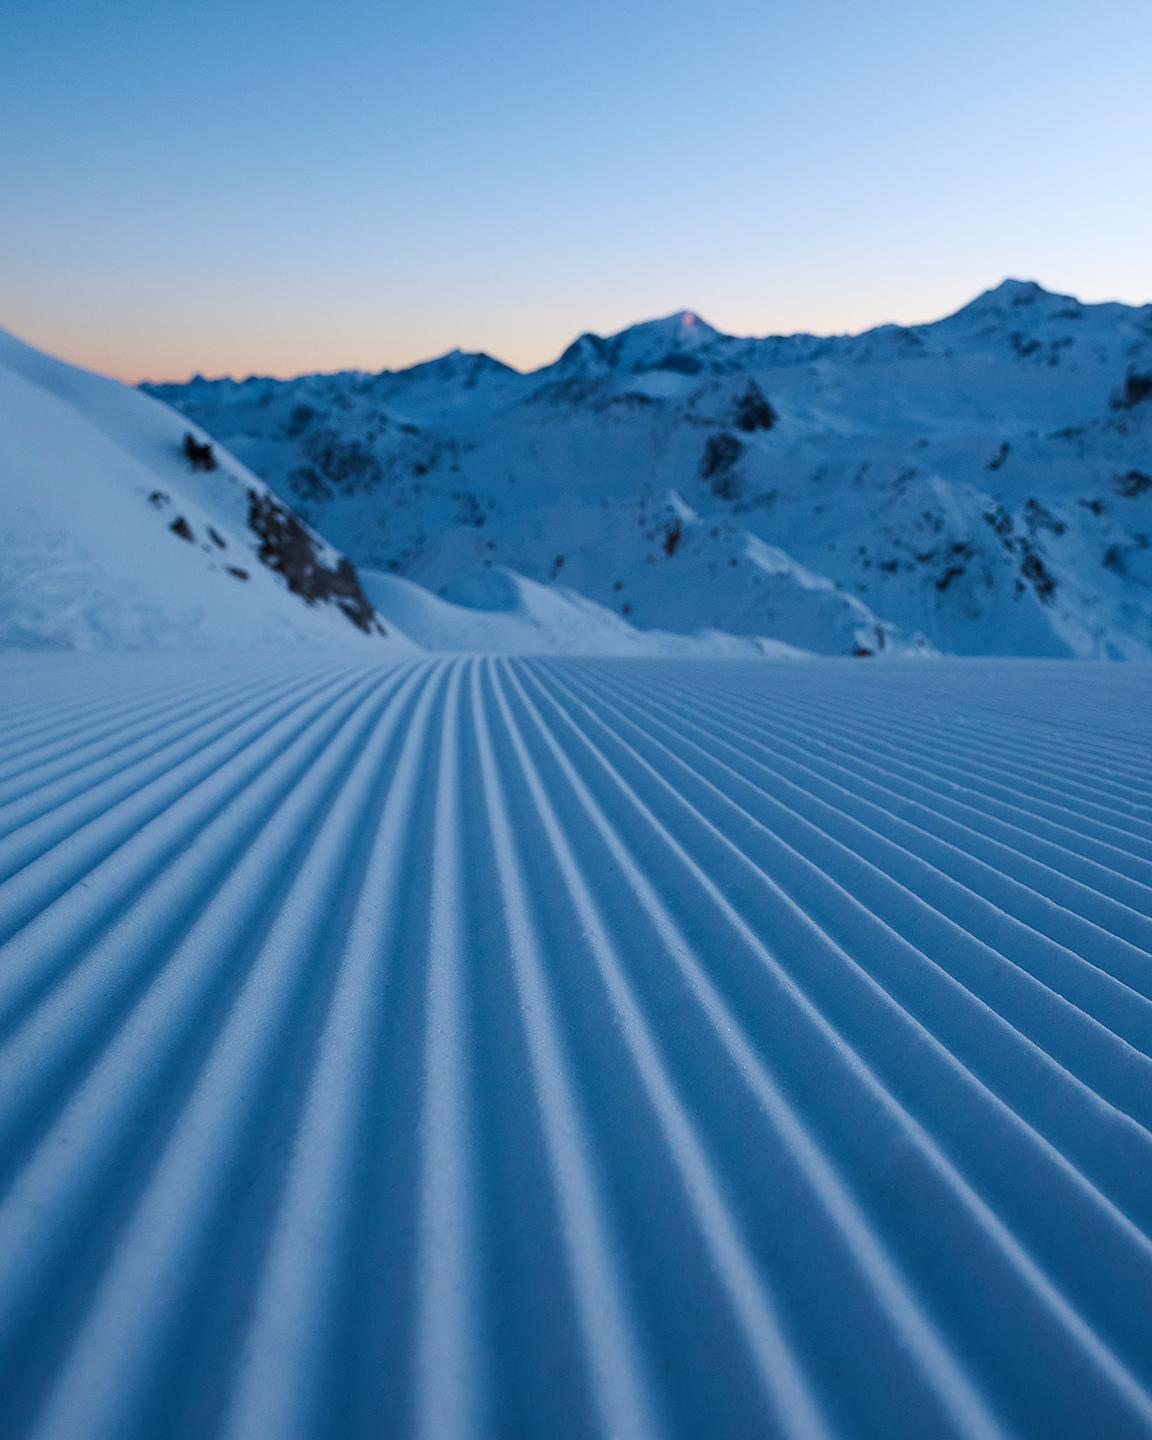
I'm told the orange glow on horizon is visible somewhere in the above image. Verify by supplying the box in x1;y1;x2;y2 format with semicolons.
13;276;1151;388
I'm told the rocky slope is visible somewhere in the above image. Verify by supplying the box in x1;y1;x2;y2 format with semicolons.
0;328;390;650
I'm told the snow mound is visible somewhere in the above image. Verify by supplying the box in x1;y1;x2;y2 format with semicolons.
363;565;809;656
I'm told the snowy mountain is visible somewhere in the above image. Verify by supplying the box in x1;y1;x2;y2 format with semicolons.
0;328;391;650
148;280;1152;658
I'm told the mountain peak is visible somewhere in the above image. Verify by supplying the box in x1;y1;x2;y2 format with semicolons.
551;309;722;375
949;278;1074;320
660;308;710;330
624;309;720;342
398;348;519;382
984;278;1047;303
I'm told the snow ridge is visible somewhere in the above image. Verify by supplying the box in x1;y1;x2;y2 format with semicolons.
0;327;390;650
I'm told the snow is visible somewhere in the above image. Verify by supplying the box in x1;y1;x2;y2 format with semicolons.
363;565;810;656
0;321;928;659
150;280;1152;658
0;328;395;650
4;283;1152;1435
1;650;1151;1437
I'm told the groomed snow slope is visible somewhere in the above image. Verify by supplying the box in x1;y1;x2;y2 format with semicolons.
1;654;1151;1438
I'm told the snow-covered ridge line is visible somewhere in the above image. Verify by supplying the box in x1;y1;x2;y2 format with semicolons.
141;280;1150;389
146;279;1152;658
0;326;392;650
1;652;1151;1436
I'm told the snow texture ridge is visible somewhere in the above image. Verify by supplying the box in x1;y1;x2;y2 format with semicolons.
1;652;1151;1437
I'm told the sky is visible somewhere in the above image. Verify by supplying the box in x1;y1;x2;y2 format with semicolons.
2;0;1150;382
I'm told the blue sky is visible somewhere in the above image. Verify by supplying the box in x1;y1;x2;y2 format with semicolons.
2;0;1149;379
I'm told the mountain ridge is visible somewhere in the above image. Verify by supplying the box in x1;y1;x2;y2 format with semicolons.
139;280;1148;389
142;279;1152;658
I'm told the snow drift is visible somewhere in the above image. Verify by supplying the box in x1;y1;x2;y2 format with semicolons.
362;565;812;656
